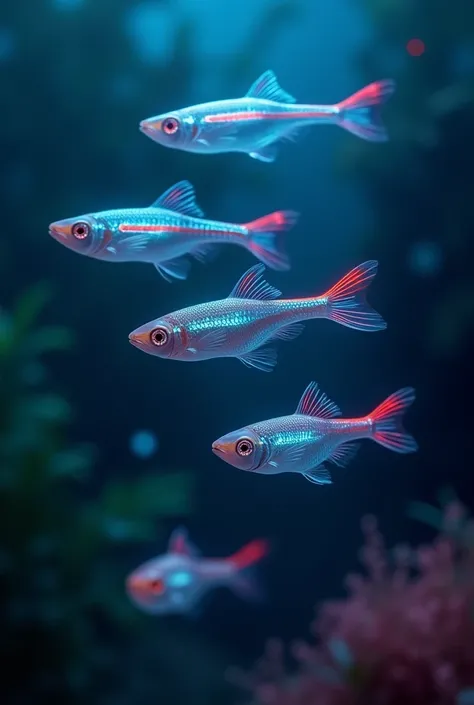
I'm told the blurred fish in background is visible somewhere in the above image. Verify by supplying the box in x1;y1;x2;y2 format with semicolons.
126;527;269;615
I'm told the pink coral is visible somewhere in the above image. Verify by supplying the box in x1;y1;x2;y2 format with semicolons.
241;501;474;705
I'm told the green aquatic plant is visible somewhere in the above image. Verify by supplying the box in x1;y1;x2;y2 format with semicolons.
0;285;194;704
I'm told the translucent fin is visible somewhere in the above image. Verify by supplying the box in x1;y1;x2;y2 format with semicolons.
328;442;360;468
336;79;396;142
246;70;296;104
282;125;305;143
227;538;269;604
120;234;149;251
295;381;341;419
269;442;306;469
191;243;219;264
323;260;387;332
152;180;204;218
187;329;227;354
302;466;332;485
369;387;418;453
249;145;278;163
228;263;281;300
168;526;200;557
244;210;298;271
155;256;191;281
268;322;305;342
238;346;278;372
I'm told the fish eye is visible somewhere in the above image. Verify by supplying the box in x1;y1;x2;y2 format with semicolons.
72;221;90;240
150;327;169;347
149;577;165;595
162;117;180;135
236;438;254;457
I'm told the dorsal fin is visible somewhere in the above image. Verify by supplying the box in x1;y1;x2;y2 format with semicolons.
228;263;281;300
246;70;296;104
167;527;200;557
151;180;204;218
295;382;342;419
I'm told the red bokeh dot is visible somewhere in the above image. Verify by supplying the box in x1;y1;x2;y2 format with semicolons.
406;38;425;57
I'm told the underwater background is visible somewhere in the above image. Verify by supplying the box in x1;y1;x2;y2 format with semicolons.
1;0;474;703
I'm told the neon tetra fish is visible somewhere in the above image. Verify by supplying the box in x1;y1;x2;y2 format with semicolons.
126;527;269;615
212;383;417;484
49;180;298;281
139;70;396;162
128;260;386;371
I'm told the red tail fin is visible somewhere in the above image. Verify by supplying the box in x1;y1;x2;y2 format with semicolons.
323;260;386;332
336;79;395;142
228;539;269;570
369;387;418;453
244;210;299;271
227;539;269;603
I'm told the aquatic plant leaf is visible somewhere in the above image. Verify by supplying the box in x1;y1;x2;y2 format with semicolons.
133;472;193;516
0;310;13;358
102;517;156;543
407;501;444;530
68;506;106;564
101;472;193;521
24;394;72;424
13;283;52;341
49;444;96;480
28;325;75;355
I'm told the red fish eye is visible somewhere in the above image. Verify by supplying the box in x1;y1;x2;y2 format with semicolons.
162;117;179;135
72;222;90;239
236;439;254;457
149;578;165;595
151;327;169;347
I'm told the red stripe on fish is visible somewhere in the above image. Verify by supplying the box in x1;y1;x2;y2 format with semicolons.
204;110;331;123
118;224;232;235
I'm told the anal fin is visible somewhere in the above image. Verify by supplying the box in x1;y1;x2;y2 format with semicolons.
238;346;277;372
249;145;278;163
302;465;332;485
269;322;305;342
155;256;191;282
191;243;220;264
328;442;360;468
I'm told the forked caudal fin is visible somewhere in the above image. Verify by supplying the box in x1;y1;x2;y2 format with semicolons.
336;79;396;142
368;387;418;453
323;260;387;332
226;539;270;602
243;211;299;271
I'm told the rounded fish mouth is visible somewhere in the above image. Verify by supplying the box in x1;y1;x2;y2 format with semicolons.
139;120;159;136
49;225;68;240
211;441;227;456
128;332;147;349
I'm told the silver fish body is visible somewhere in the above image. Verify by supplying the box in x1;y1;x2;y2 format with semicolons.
128;261;386;372
49;180;298;281
212;383;418;484
139;70;396;162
